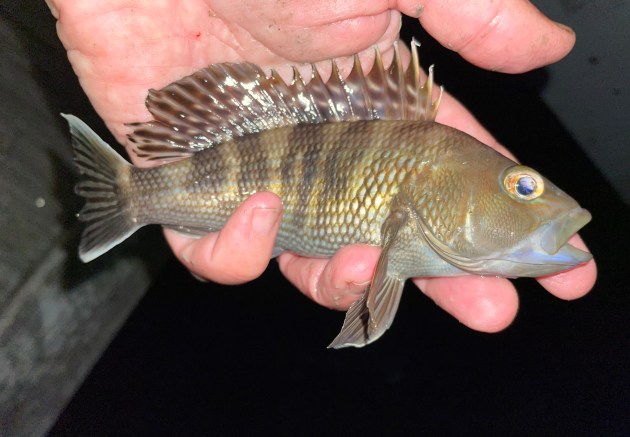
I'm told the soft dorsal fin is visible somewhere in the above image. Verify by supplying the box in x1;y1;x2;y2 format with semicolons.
128;39;442;162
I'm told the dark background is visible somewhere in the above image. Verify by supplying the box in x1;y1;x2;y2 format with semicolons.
50;16;630;436
3;3;625;435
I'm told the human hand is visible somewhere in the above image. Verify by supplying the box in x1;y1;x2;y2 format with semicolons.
49;0;596;333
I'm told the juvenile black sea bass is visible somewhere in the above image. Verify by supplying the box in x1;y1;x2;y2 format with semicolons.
65;41;592;348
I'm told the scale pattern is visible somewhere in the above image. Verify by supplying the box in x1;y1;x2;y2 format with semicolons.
127;120;441;257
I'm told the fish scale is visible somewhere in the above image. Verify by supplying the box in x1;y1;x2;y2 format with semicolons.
127;119;429;257
63;40;592;349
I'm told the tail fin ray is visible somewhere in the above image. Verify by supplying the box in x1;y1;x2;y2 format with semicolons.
62;114;141;262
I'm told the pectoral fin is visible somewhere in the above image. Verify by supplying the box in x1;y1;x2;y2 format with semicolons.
327;275;405;349
328;210;407;349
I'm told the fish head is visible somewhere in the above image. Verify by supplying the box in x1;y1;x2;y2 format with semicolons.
467;163;591;277
412;132;592;278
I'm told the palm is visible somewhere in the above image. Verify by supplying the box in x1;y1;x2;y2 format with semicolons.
51;0;596;333
56;1;399;152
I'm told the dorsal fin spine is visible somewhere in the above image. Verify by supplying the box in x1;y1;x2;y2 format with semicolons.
310;64;339;121
292;66;322;124
409;39;422;119
128;39;443;162
330;60;353;120
391;41;406;120
267;69;296;124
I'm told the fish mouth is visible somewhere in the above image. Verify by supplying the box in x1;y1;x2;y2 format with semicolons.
424;206;592;278
492;207;592;277
540;207;592;256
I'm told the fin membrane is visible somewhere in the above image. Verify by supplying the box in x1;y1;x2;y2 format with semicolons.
328;208;408;349
128;39;442;162
328;276;405;349
63;114;141;262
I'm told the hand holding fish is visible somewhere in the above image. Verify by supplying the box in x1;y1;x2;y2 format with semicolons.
49;0;596;346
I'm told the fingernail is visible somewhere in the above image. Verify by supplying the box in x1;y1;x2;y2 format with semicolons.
394;11;402;31
322;278;370;308
190;272;208;282
45;0;59;18
348;280;371;295
181;243;194;265
335;280;370;295
555;21;575;35
252;207;282;236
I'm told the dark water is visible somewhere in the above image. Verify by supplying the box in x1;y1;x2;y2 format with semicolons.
51;22;630;436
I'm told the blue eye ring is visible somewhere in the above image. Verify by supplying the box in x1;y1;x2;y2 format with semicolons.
502;166;545;201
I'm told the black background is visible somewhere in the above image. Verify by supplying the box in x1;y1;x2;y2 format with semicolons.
51;17;630;436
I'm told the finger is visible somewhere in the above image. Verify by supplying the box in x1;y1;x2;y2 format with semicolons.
277;245;381;309
435;92;517;160
537;234;597;300
165;192;283;284
413;275;520;333
407;0;576;73
280;243;520;332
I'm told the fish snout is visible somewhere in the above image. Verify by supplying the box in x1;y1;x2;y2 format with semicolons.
540;207;592;255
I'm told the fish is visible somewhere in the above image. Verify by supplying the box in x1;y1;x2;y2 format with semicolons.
63;40;592;349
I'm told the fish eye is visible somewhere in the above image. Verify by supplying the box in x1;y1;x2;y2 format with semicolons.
502;166;544;201
516;175;536;196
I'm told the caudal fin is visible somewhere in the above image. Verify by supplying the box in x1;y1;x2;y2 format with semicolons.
63;114;141;262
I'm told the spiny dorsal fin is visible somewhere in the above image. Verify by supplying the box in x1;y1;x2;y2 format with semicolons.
128;39;442;162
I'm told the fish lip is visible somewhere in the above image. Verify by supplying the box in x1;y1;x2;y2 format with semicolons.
543;242;593;270
485;207;593;277
511;207;592;274
429;207;592;278
540;207;592;255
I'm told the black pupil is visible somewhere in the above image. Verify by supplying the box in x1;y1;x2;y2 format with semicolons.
516;176;536;196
